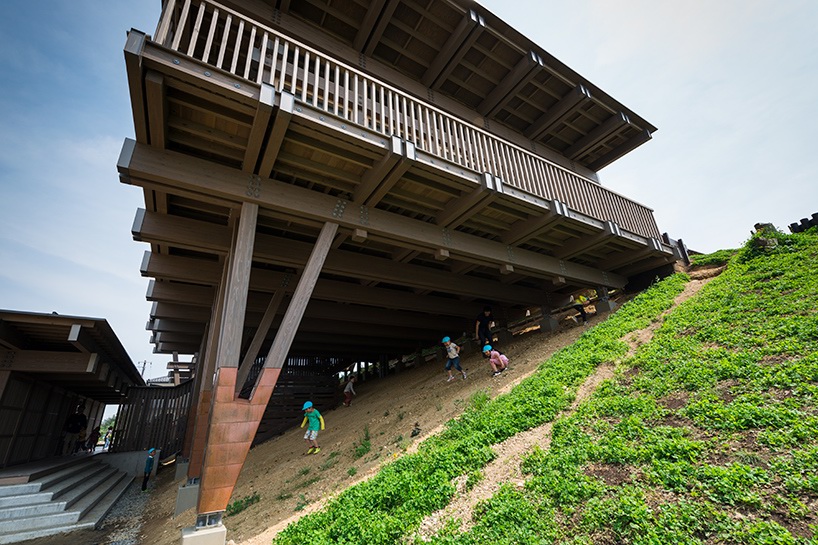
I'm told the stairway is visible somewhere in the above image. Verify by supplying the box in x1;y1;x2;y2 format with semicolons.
0;457;132;544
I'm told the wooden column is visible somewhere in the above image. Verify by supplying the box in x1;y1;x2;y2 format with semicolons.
189;203;257;480
196;222;337;517
234;286;287;395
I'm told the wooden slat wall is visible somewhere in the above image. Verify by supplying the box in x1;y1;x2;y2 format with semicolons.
111;380;194;457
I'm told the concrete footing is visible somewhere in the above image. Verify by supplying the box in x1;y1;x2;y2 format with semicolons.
175;482;199;516
539;316;560;333
175;459;190;481
181;524;226;545
595;300;617;313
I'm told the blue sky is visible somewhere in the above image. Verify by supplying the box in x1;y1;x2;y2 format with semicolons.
1;0;817;379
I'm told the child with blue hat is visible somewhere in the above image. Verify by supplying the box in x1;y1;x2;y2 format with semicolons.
300;401;325;454
442;336;466;382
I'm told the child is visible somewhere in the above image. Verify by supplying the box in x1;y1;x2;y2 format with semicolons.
442;336;467;382
343;376;357;406
482;344;509;376
142;447;156;491
300;401;325;454
86;426;101;452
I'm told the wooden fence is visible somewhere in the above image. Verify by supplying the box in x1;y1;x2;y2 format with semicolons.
111;380;193;457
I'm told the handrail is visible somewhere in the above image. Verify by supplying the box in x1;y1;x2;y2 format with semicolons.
153;0;661;239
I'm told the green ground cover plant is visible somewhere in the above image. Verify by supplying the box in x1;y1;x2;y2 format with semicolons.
272;272;689;545
226;492;260;517
421;230;818;544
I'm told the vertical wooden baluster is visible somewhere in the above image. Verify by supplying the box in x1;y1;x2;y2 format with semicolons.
256;31;268;84
203;7;219;65
301;51;310;102
243;25;257;79
229;20;244;74
216;14;232;70
334;65;341;116
170;0;191;51
154;0;177;45
278;41;288;91
289;46;299;94
186;1;206;57
322;60;330;112
379;86;386;134
268;36;279;87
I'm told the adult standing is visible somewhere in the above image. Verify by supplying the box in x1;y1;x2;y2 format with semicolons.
474;306;494;347
63;404;87;455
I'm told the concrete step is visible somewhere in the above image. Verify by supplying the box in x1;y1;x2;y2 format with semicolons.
0;501;66;521
0;484;39;499
0;474;132;545
38;460;102;492
0;493;53;510
46;463;108;501
59;467;118;511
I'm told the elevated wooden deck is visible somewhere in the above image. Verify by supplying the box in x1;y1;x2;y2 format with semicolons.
120;0;677;360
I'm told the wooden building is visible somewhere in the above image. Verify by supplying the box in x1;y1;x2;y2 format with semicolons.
0;310;143;468
118;0;680;540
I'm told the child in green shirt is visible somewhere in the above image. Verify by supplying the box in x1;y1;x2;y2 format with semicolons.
301;401;325;454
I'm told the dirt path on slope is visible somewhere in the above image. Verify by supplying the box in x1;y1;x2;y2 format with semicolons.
414;272;719;540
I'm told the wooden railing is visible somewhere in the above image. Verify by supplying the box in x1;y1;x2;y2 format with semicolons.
153;0;661;239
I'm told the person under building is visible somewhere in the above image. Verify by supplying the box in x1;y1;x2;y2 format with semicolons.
482;345;509;376
474;306;495;347
442;336;467;382
343;376;357;407
300;401;325;454
62;404;88;455
571;293;590;325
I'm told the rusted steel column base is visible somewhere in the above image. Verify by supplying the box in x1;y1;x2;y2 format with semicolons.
197;367;280;514
188;390;213;479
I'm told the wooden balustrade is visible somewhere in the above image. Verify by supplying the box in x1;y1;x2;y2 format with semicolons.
154;0;661;239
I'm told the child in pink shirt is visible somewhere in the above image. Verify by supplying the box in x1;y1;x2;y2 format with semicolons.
482;345;508;376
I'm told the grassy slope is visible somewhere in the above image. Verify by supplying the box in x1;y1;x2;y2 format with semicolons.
274;229;818;545
273;271;689;544
450;230;818;545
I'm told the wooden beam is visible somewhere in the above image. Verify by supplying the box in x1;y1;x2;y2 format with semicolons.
501;199;569;246
145;70;166;149
422;10;485;89
243;83;275;174
599;238;664;272
354;138;414;206
553;221;623;260
137;213;548;305
120;141;625;287
234;287;285;393
588;129;652;171
362;0;401;57
478;51;543;117
565;112;631;161
258;91;294;178
0;351;98;374
124;30;148;143
67;324;100;354
0;320;29;350
436;173;502;228
215;202;258;369
262;222;338;371
353;0;389;52
525;84;592;140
